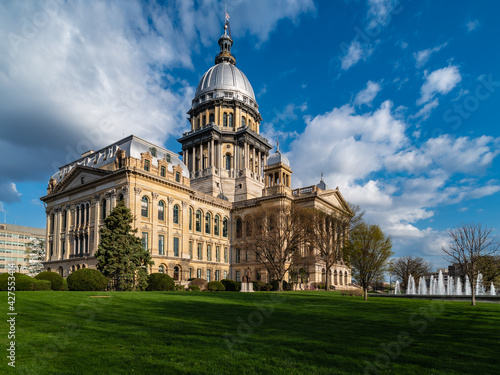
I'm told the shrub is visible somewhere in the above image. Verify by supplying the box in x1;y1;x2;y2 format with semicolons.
253;280;265;291
188;278;208;291
67;269;108;291
207;281;225;291
0;272;35;291
146;273;175;291
262;283;273;291
221;279;238;291
61;279;68;291
188;285;200;292
33;279;51;291
174;284;186;291
311;282;325;290
35;271;63;291
341;289;364;297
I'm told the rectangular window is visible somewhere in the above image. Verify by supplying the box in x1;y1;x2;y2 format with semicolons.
235;248;240;263
224;247;228;263
49;242;53;256
215;270;220;281
197;268;201;279
235;271;241;282
189;241;193;259
216;246;220;262
197;243;202;260
144;160;150;172
207;245;211;261
189;268;192;279
224;270;228;280
173;237;179;257
142;232;148;250
207;269;211;282
175;172;181;182
61;241;65;255
160;166;166;177
158;235;164;255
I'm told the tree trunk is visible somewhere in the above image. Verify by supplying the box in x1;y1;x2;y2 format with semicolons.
325;266;331;291
363;287;368;301
471;284;476;306
278;279;283;292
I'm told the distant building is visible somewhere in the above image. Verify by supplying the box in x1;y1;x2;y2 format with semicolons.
40;21;354;287
0;223;45;274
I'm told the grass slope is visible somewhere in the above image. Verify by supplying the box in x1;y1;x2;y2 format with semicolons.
2;291;499;375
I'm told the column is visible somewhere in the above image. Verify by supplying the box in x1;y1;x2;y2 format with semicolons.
210;139;214;168
45;210;50;261
252;146;256;173
199;143;203;171
167;197;174;257
93;195;100;255
245;143;249;170
152;192;159;256
54;208;61;259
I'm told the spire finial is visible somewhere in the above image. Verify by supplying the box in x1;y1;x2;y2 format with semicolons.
321;171;324;181
277;140;280;152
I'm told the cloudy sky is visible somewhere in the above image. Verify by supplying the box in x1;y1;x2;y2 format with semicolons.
1;0;499;268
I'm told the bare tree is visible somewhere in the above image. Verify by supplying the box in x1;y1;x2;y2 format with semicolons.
344;223;393;300
248;203;309;291
389;255;432;290
308;209;350;291
442;223;500;306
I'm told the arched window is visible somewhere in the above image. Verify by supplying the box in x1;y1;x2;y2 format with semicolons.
223;217;228;238
174;266;180;281
214;215;220;236
158;201;165;221
118;194;124;202
80;204;84;224
158;265;165;274
322;268;326;283
101;199;107;220
228;113;233;127
195;210;202;232
339;270;343;285
241;116;246;127
209;113;215;123
189;207;193;230
246;217;252;237
62;210;67;229
173;204;180;224
225;153;231;170
202;115;206;126
205;212;211;234
141;196;149;218
223;113;228;127
75;207;79;226
236;218;242;238
86;203;90;224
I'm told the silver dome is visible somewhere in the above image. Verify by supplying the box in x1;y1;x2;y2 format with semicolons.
267;149;290;167
194;62;256;102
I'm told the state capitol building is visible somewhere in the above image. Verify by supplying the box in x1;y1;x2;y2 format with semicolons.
41;22;353;288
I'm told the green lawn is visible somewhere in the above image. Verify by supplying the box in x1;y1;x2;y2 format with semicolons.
2;291;499;375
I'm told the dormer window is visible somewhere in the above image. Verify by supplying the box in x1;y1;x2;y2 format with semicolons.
149;147;157;158
144;160;150;172
165;154;171;163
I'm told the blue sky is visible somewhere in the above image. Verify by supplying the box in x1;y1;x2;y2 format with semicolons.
1;0;499;268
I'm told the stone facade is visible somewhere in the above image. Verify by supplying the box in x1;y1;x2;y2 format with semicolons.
40;22;354;288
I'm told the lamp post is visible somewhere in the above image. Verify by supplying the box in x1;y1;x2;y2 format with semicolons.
18;264;21;274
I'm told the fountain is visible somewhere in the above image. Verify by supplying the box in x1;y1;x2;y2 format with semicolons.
490;282;496;296
447;275;454;295
418;276;427;295
465;275;471;295
394;280;400;294
437;270;445;295
429;275;435;295
455;277;462;296
476;273;485;296
406;275;416;295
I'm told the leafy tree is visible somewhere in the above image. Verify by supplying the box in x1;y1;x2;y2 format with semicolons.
248;204;309;291
442;223;500;306
95;201;153;291
389;255;432;290
25;238;45;276
308;209;350;291
344;223;393;300
477;255;500;287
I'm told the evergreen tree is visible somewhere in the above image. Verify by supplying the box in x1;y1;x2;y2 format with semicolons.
95;201;153;291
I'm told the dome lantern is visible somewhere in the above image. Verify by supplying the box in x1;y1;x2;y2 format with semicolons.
215;24;236;65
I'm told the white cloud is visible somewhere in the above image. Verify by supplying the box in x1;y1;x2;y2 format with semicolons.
466;19;479;32
354;81;382;106
417;66;462;105
0;183;22;203
340;40;373;70
412;98;439;120
414;43;447;68
367;0;400;29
